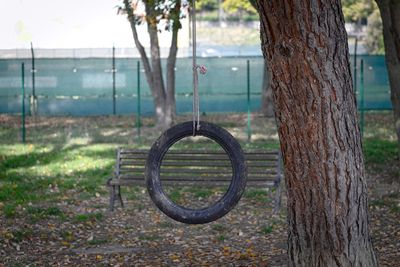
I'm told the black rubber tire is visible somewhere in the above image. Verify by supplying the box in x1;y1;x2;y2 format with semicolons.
145;121;247;224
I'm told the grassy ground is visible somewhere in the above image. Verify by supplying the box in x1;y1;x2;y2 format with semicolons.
0;113;279;214
197;26;260;46
0;111;399;265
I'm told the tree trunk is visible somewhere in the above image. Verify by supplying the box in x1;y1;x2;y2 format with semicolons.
147;15;169;129
260;61;274;117
123;0;177;130
256;1;378;266
165;31;178;127
375;0;400;157
248;0;274;117
165;4;181;127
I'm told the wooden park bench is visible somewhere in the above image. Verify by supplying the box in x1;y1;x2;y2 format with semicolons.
107;149;283;213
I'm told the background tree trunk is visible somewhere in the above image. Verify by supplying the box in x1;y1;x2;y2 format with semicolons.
147;22;168;128
165;32;178;127
256;1;378;266
248;0;274;117
165;3;181;127
123;0;178;130
260;61;275;117
375;0;400;158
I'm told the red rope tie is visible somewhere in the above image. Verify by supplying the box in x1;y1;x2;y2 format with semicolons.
196;65;207;75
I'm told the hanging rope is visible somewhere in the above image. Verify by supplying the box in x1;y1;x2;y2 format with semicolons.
192;0;207;136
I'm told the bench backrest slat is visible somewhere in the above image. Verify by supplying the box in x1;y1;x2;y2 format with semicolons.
119;154;277;160
117;167;278;176
119;160;276;168
119;149;278;155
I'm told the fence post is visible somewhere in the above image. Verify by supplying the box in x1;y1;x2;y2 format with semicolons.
353;37;358;99
112;46;116;115
21;63;26;143
360;59;365;137
30;42;37;116
137;61;141;140
247;60;251;141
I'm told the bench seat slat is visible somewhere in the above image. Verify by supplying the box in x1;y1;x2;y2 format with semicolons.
109;179;275;187
119;160;277;168
116;175;277;182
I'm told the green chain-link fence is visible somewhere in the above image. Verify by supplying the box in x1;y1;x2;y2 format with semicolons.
0;55;392;116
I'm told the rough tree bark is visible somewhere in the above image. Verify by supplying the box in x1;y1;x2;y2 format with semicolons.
375;0;400;157
123;0;179;129
255;1;378;266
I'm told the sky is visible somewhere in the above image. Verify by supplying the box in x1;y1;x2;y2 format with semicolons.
0;0;188;49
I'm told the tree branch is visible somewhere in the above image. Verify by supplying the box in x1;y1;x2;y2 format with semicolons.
123;0;153;88
166;1;180;96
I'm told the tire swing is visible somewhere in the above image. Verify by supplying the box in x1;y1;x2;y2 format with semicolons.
145;0;247;224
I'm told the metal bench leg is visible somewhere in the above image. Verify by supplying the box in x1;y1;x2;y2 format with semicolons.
273;184;282;214
117;185;124;208
109;185;116;212
109;185;124;211
273;151;283;214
